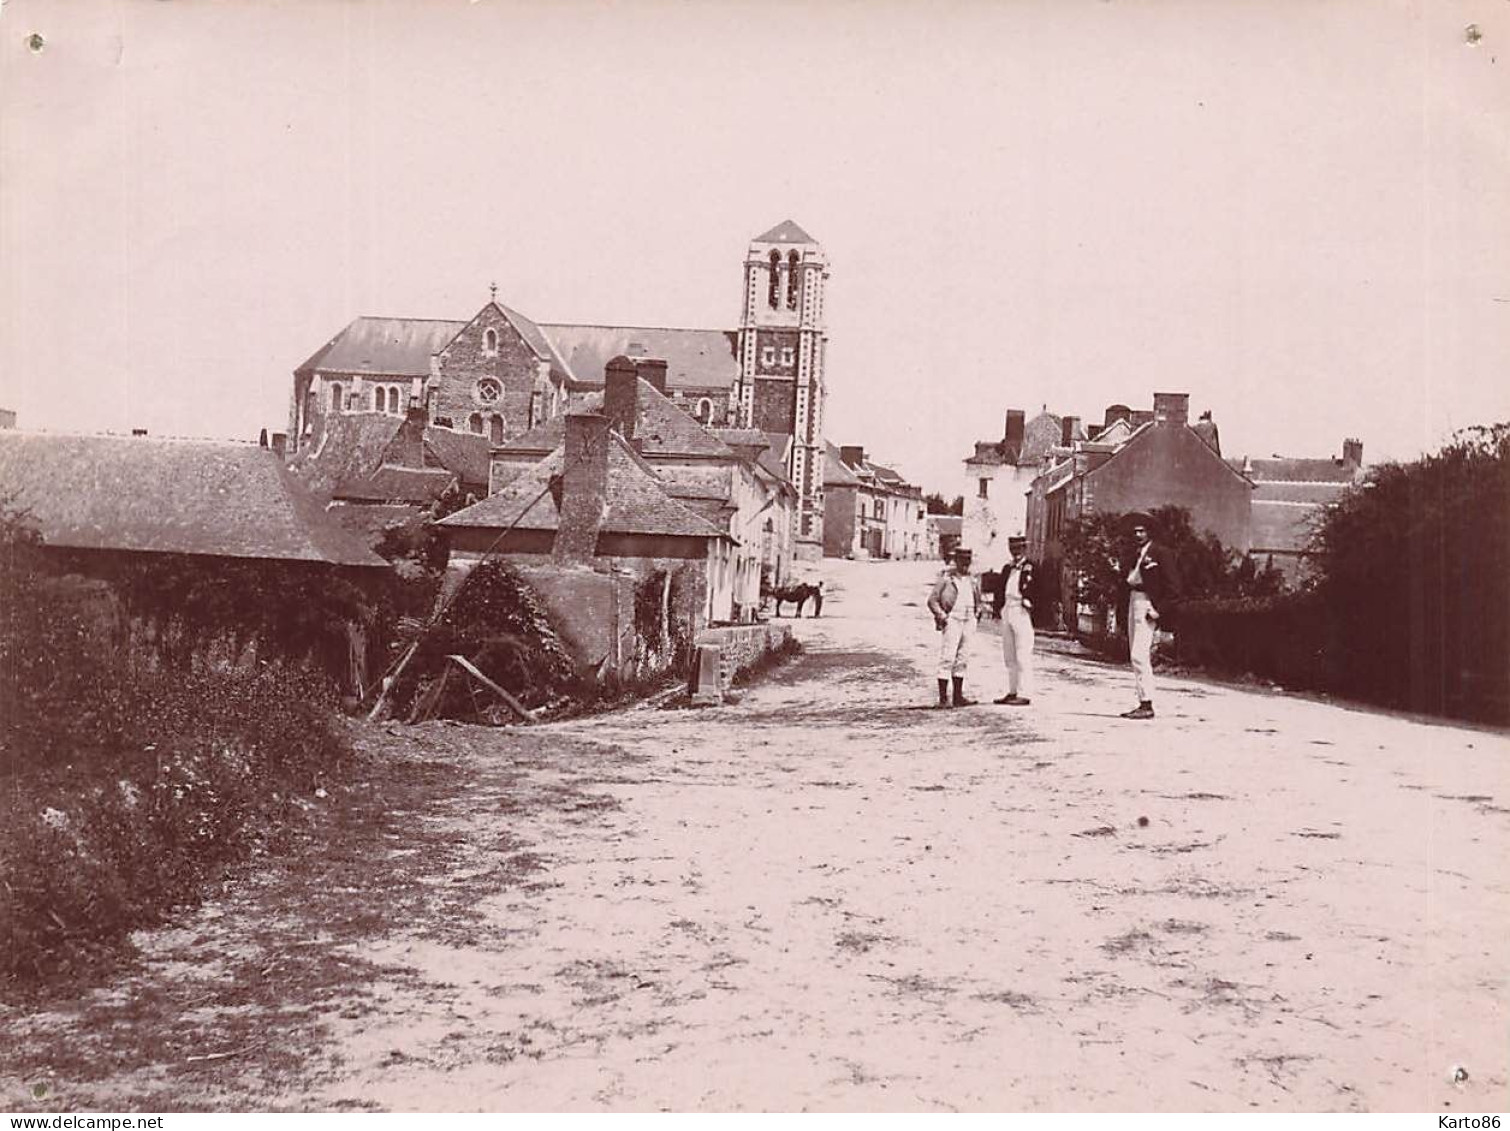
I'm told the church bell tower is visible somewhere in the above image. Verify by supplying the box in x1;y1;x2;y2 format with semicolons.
734;220;829;558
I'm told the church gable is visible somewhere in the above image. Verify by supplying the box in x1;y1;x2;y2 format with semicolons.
432;303;544;443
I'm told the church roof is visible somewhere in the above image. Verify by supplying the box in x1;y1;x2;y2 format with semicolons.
438;433;728;541
1236;456;1359;484
754;219;816;244
0;431;384;568
541;324;739;391
296;317;464;377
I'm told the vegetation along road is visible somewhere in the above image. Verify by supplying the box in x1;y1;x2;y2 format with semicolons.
3;559;1506;1112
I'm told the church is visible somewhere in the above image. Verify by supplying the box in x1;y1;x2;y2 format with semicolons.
289;221;830;558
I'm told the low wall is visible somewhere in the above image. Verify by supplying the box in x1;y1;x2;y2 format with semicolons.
693;622;793;699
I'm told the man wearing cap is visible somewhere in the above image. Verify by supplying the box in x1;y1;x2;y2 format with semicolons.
927;546;984;708
993;535;1037;706
1119;513;1176;720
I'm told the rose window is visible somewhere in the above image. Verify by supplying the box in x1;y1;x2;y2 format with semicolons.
476;378;502;403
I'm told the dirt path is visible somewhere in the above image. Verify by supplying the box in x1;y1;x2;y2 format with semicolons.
4;559;1507;1112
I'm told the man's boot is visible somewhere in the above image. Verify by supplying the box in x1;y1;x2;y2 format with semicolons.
936;679;951;709
1120;700;1155;720
952;676;974;707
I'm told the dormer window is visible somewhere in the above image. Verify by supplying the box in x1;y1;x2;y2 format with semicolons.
483;328;499;356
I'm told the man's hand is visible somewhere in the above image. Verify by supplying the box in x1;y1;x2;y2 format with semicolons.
1146;608;1160;624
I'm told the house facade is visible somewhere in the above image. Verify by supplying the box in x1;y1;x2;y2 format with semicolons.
1232;439;1364;583
962;408;1080;560
821;443;928;559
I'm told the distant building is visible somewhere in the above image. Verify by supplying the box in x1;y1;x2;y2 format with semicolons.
963;408;1079;561
928;514;961;560
0;408;16;430
822;444;927;559
290;220;831;559
1231;439;1365;582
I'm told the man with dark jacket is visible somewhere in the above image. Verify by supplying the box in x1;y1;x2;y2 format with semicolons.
993;535;1037;706
927;547;984;708
1119;513;1177;719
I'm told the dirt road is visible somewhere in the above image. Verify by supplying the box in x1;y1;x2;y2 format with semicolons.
4;559;1507;1112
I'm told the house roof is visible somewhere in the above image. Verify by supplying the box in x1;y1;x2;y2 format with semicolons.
930;515;963;536
296;317;463;377
477;303;575;383
823;442;863;488
437;433;728;541
757;432;793;484
0;432;385;568
337;465;457;504
965;411;1064;468
1236;457;1359;484
1083;420;1253;488
754;219;816;244
499;379;735;460
1250;480;1351;506
422;426;490;487
1251;499;1329;555
540;324;739;392
288;412;405;497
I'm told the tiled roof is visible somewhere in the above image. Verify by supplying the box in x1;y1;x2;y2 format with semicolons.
1239;457;1358;484
754;219;816;244
490;303;575;383
757;432;793;484
1251;481;1351;506
540;324;739;391
930;516;963;536
288;412;405;498
500;380;734;460
0;432;385;568
1020;412;1064;466
1252;499;1329;555
422;426;490;488
296;317;463;377
438;434;727;541
823;442;862;488
337;465;456;504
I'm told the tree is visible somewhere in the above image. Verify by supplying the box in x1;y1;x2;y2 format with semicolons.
924;493;963;516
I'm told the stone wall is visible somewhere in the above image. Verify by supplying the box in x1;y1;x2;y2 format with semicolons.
692;622;793;700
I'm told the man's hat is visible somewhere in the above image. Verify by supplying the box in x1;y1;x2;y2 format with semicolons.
952;545;974;559
1007;534;1028;549
1121;511;1155;533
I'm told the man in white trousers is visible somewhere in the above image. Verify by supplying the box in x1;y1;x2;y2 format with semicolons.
1119;513;1176;720
993;535;1037;706
927;547;983;709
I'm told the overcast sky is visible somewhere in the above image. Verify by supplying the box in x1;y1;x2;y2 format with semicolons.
2;0;1507;494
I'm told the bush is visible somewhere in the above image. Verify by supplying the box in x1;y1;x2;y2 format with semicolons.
1175;592;1335;690
0;508;352;985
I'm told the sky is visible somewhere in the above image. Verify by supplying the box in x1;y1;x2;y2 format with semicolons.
2;0;1508;496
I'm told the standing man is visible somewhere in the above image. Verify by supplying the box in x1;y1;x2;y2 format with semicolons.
927;546;983;708
993;535;1036;706
1119;513;1176;720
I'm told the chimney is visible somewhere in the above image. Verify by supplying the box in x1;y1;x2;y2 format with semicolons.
271;433;288;460
603;355;640;442
131;428;148;437
1342;438;1363;467
1152;392;1190;427
1104;404;1132;429
840;445;865;466
1061;415;1080;446
554;413;610;561
259;428;269;449
1002;407;1026;462
1087;423;1104;441
635;358;668;395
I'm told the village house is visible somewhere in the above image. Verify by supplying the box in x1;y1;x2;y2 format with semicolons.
927;514;960;560
1230;439;1365;583
284;406;490;540
436;412;736;668
491;357;796;620
289;220;832;560
962;408;1080;562
0;430;388;689
1025;393;1254;629
821;444;928;559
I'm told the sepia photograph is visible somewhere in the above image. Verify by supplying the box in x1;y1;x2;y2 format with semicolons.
2;0;1508;1115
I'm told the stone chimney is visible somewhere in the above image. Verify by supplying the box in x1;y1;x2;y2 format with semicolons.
1001;409;1026;463
1343;438;1363;467
1061;415;1080;446
1192;410;1221;455
1104;404;1132;429
603;355;640;442
271;433;287;460
1152;392;1190;427
131;428;148;437
554;413;610;561
635;358;668;395
1087;423;1104;441
840;445;865;467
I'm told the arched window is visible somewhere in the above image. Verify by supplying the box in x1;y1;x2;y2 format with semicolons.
390;387;402;414
330;383;343;413
768;249;781;308
696;398;713;424
786;250;800;309
372;386;384;412
468;412;484;434
488;414;504;443
484;328;498;355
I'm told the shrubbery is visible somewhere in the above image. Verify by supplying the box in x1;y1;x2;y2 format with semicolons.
0;507;352;984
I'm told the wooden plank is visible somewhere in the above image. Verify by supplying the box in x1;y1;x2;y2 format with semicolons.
446;654;532;722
